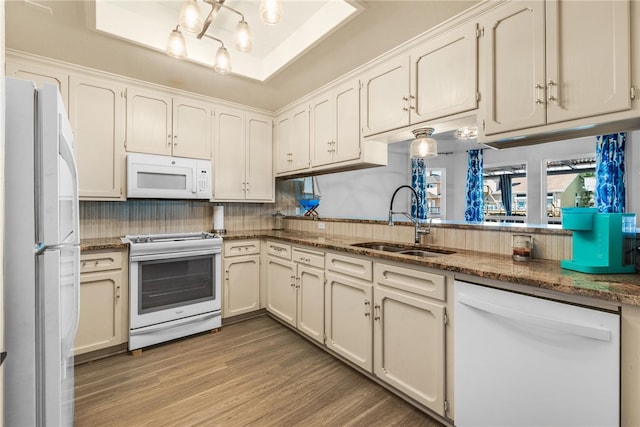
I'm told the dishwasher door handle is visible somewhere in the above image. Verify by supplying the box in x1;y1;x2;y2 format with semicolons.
457;293;612;342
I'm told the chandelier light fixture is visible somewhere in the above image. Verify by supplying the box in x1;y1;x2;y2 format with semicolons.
167;0;283;74
410;127;438;159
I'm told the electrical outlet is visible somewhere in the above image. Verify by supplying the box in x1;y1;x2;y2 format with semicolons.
318;222;326;230
295;207;300;215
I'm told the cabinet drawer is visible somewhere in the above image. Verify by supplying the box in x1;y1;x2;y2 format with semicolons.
374;263;446;301
265;241;291;260
224;239;260;257
292;247;325;269
80;251;124;273
326;253;372;281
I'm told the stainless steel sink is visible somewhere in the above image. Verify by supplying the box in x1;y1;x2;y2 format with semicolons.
351;242;455;256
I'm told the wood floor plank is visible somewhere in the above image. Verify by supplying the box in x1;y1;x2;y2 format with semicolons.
74;316;445;427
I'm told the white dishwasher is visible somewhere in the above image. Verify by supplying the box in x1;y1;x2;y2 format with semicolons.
454;280;620;427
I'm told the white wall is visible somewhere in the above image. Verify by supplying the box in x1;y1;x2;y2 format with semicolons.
315;131;640;225
315;140;412;220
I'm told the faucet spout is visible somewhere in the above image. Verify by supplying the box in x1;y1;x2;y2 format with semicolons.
388;185;430;244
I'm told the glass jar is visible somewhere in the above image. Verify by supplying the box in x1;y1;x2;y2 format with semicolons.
272;211;285;230
512;234;533;261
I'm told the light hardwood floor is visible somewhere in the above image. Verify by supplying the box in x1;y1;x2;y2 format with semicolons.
75;315;445;426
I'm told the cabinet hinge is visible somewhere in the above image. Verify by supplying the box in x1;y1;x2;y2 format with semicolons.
631;86;637;100
444;400;449;413
443;311;448;325
476;92;481;102
482;119;486;131
123;89;127;99
476;26;484;38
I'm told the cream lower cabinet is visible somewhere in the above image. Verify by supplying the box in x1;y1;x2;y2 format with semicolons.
265;242;297;327
74;250;129;355
324;253;374;372
293;247;325;344
223;240;261;318
265;242;325;342
373;262;447;417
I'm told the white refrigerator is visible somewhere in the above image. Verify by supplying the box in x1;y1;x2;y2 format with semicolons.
4;77;80;426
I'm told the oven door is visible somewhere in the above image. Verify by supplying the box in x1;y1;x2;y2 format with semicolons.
129;249;221;330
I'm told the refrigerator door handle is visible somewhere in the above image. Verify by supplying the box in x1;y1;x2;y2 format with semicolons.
457;293;612;342
57;128;80;245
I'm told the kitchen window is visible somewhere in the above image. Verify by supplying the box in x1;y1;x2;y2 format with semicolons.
483;163;527;223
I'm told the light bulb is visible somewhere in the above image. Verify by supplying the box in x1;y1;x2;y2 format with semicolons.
166;27;187;59
214;46;231;74
179;0;203;33
234;20;252;52
260;0;282;25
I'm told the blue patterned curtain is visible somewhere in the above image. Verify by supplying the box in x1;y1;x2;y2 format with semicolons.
465;149;484;222
411;158;427;220
498;174;512;216
595;133;626;213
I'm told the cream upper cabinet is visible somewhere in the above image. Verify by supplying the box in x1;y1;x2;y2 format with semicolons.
6;58;69;109
275;104;310;174
311;79;361;167
373;263;447;416
481;0;631;136
172;96;213;159
69;74;126;200
360;54;411;137
409;23;479;123
361;22;479;138
213;106;273;202
75;250;128;356
126;87;212;159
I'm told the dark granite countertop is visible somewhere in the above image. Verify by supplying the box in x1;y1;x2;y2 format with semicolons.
81;230;640;306
81;237;128;252
223;230;640;307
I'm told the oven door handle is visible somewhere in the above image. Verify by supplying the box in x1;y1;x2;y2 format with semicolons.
130;312;219;336
130;249;220;262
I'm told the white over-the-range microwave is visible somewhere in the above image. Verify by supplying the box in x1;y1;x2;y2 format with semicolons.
127;153;212;199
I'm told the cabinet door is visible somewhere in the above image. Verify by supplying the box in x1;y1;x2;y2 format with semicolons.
223;255;260;318
545;0;631;123
411;23;478;123
297;264;325;344
291;106;310;171
172;96;212;159
125;87;173;155
275;114;292;174
214;107;246;200
74;270;122;355
361;54;410;137
482;1;546;135
374;285;446;416
69;74;125;200
245;114;274;201
325;272;373;372
6;59;69;109
311;95;333;167
265;256;297;327
333;79;361;163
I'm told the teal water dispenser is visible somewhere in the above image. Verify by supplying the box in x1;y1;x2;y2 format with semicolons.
560;208;636;274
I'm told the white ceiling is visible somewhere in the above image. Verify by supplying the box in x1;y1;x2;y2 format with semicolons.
94;0;362;81
5;1;480;111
